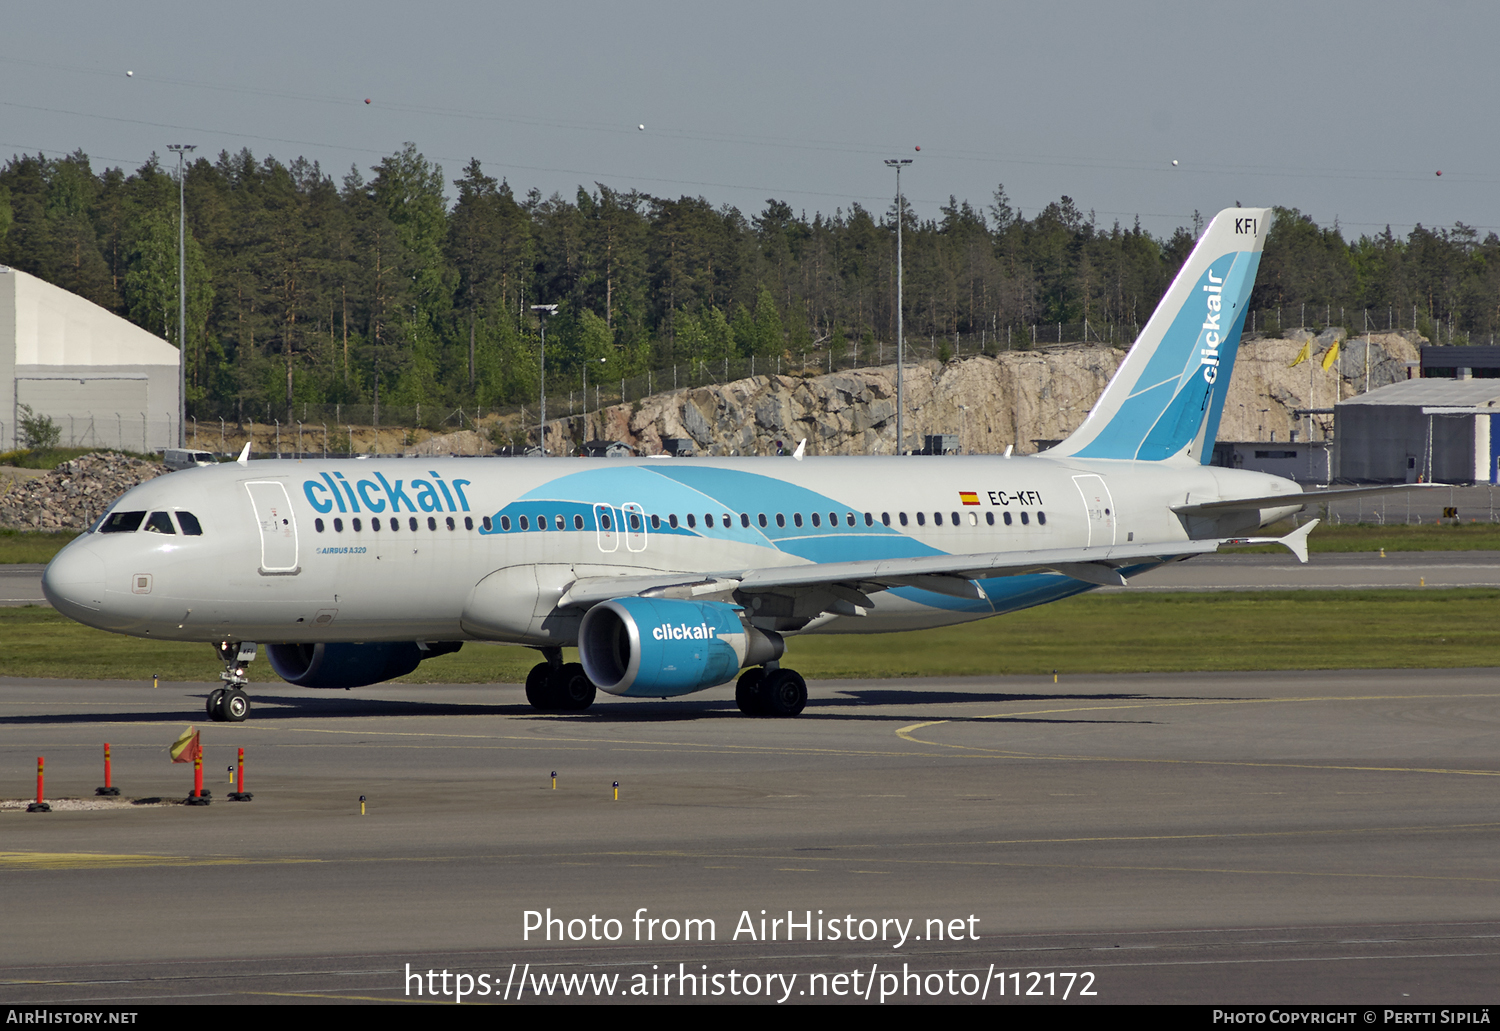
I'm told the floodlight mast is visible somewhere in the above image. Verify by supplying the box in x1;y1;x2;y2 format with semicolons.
885;158;912;454
167;144;196;449
532;304;558;454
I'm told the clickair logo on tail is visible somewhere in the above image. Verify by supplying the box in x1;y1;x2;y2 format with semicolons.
1200;268;1225;384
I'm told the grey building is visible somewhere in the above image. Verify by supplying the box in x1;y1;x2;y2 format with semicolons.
1335;379;1500;484
1;266;181;453
1209;441;1334;484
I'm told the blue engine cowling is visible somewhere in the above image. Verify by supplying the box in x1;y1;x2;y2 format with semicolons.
579;597;782;697
266;641;462;689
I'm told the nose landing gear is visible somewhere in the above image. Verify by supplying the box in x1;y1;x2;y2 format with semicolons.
208;641;256;722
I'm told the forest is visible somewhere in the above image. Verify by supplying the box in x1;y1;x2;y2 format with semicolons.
1;143;1497;427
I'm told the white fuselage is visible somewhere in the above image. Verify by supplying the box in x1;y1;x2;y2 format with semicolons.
42;453;1301;647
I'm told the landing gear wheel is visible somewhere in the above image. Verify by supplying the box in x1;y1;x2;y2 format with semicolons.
206;688;227;721
525;662;555;710
736;668;767;716
552;663;596;711
223;689;250;722
762;669;807;717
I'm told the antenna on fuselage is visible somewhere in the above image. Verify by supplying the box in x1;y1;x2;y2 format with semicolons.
792;439;806;461
236;442;251;466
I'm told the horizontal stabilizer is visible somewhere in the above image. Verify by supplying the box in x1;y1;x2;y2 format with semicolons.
1174;483;1447;515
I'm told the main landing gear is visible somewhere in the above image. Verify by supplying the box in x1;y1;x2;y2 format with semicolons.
525;649;597;712
208;641;255;723
736;666;807;718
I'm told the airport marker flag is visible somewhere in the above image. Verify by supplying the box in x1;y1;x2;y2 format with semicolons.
1321;340;1341;371
1289;340;1311;367
170;727;201;764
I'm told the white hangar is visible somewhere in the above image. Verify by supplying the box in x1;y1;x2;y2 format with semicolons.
0;266;180;453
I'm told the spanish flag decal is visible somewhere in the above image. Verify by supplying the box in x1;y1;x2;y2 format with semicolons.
959;491;980;506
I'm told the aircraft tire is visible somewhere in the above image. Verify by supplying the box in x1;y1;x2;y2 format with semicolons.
735;668;767;716
762;669;807;718
553;663;596;711
525;662;556;710
223;689;251;722
206;688;227;721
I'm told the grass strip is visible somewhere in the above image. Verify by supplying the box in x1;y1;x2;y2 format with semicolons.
3;589;1496;684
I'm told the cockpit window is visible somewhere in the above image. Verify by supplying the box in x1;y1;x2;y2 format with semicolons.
143;512;177;534
176;512;203;536
99;511;146;533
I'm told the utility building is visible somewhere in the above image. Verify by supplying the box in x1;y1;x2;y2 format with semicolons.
0;266;180;453
1335;379;1500;484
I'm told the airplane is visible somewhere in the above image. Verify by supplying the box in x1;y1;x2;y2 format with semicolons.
40;207;1421;723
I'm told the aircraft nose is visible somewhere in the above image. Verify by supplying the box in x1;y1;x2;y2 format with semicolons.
42;545;107;616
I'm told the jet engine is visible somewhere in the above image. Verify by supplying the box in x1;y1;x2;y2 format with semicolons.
579;597;783;697
266;641;462;689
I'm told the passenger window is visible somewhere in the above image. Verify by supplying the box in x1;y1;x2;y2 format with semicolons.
497;516;508;531
428;517;438;531
1003;511;1012;526
669;514;679;529
952;512;960;525
555;515;564;529
759;513;768;528
600;513;612;531
467;517;476;531
704;514;714;528
572;515;582;530
535;513;547;530
520;515;530;531
916;512;926;526
409;517;418;532
793;513;803;528
1038;511;1047;525
353;518;363;532
650;514;661;529
898;512;908;526
446;517;455;530
847;513;855;526
686;514;696;529
101;511;146;533
741;513;750;528
881;512;890;526
629;513;641;530
334;518;344;532
1020;512;1030;525
810;512;821;527
831;512;840;526
967;512;977;526
390;517;400;532
775;514;785;528
932;512;942;526
372;518;381;532
724;513;733;527
314;518;325;533
176;511;203;535
985;512;994;526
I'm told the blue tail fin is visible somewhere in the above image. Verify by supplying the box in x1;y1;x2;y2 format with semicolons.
1050;207;1270;463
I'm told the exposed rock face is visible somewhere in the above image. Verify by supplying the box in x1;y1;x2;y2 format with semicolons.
543;332;1424;457
0;453;167;530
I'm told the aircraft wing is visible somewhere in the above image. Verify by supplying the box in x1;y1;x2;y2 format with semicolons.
557;523;1317;609
1174;483;1446;515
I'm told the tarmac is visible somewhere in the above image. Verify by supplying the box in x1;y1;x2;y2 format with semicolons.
0;670;1496;1005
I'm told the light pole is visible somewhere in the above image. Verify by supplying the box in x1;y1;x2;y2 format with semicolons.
167;143;195;449
531;304;557;454
885;158;912;454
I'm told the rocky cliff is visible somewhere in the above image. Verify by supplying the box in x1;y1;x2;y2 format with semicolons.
542;331;1424;456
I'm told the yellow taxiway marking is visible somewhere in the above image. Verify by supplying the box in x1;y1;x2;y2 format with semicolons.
0;851;316;871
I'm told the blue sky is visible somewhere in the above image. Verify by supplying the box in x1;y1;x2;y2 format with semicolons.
4;1;1496;238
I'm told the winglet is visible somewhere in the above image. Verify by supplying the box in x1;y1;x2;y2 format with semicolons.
236;442;251;466
793;438;806;461
1218;518;1318;564
1278;518;1318;564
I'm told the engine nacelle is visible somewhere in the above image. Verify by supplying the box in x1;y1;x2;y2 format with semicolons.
579;598;783;697
266;641;462;689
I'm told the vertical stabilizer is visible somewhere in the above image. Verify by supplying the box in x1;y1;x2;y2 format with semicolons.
1050;207;1270;463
